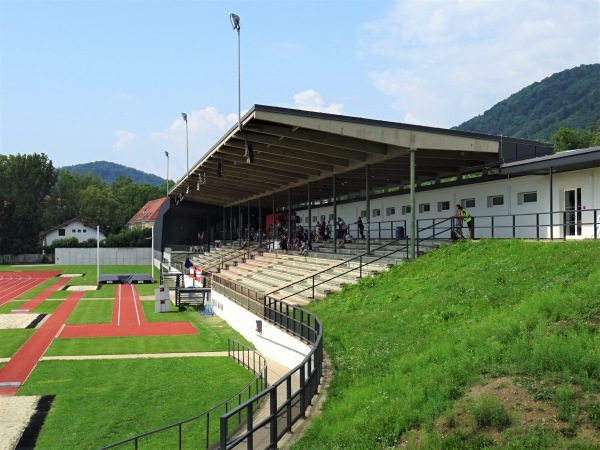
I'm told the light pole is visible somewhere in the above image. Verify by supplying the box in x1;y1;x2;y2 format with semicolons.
181;112;189;179
164;150;169;196
230;13;241;131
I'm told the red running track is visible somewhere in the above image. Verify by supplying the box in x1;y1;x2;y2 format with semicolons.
60;284;197;338
0;291;85;394
0;271;62;307
15;277;72;312
0;280;197;396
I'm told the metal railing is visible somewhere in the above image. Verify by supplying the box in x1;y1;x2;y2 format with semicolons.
100;340;267;450
415;209;600;241
219;298;323;449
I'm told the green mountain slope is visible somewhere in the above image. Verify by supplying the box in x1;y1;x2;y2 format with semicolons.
61;161;164;185
454;64;600;140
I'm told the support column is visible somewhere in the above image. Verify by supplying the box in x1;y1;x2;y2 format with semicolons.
258;197;262;244
272;194;276;246
307;182;312;237
549;167;554;240
366;165;371;254
410;147;416;259
287;189;292;240
333;175;337;254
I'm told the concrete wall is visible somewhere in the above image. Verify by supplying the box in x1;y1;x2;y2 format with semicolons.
55;247;153;266
210;290;310;370
295;167;600;240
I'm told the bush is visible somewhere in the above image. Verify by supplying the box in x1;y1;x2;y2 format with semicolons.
470;394;511;431
50;237;80;249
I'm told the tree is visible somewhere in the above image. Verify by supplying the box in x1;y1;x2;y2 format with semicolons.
550;127;595;152
0;154;56;253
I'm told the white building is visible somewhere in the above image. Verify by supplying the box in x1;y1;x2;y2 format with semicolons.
41;218;106;247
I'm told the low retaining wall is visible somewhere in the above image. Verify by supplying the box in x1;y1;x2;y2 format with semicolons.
55;248;152;266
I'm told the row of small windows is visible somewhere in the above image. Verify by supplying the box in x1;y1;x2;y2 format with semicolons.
306;191;537;222
57;228;88;236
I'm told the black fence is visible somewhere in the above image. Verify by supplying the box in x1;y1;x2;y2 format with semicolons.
99;340;267;449
218;298;323;449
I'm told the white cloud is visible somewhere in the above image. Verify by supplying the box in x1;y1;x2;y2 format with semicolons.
112;130;137;149
294;90;344;114
359;0;600;127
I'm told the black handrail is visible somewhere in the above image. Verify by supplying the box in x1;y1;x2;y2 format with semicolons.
266;228;447;303
219;297;323;449
99;339;267;449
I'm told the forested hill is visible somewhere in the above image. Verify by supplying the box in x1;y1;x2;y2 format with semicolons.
61;161;164;185
453;64;600;140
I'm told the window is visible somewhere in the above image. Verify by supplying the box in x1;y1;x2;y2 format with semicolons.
59;229;66;236
72;229;76;233
83;229;87;233
312;216;318;223
328;214;334;221
385;207;395;216
487;195;504;207
360;210;366;218
518;191;537;205
77;229;81;233
437;201;450;212
372;208;381;217
419;203;431;213
320;215;325;221
461;198;476;208
401;205;411;215
304;217;309;224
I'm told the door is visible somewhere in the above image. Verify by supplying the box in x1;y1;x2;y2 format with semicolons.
564;188;582;238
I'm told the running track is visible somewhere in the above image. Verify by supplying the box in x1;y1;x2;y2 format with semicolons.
60;284;197;338
1;277;197;396
0;271;62;307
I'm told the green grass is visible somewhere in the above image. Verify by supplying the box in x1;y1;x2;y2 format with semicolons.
45;304;250;356
293;239;600;449
1;264;160;300
17;357;255;450
0;329;36;357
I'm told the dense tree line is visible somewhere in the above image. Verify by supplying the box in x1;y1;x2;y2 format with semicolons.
0;153;166;254
454;63;600;140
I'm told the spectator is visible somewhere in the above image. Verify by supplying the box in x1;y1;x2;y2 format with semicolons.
355;217;365;239
455;204;474;239
337;217;347;239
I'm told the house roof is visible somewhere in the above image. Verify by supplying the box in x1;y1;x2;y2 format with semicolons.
128;197;169;224
169;104;553;208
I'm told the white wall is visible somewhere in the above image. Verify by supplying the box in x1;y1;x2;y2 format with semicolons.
295;168;600;240
55;247;153;266
210;290;310;370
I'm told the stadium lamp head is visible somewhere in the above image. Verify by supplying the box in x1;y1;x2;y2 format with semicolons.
181;112;187;122
230;13;240;31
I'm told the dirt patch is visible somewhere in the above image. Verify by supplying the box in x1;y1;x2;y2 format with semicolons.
398;376;600;448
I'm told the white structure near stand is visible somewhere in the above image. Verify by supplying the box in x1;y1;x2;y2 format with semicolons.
154;285;170;313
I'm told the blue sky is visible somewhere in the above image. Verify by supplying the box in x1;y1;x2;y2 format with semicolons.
1;0;598;181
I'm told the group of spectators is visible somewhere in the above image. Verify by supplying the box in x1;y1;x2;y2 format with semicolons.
279;228;312;255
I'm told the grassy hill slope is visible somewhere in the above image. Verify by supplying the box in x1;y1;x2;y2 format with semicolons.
296;239;599;449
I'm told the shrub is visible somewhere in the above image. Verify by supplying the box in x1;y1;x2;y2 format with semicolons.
470;394;511;431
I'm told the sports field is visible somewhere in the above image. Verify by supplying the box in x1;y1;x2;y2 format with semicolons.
0;265;254;449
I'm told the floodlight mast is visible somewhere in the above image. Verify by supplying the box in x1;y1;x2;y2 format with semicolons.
230;13;241;132
164;151;169;196
181;113;189;180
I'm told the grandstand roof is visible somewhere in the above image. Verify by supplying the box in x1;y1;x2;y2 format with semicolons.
170;105;552;208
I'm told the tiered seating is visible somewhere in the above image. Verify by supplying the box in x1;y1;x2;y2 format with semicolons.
212;250;392;306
